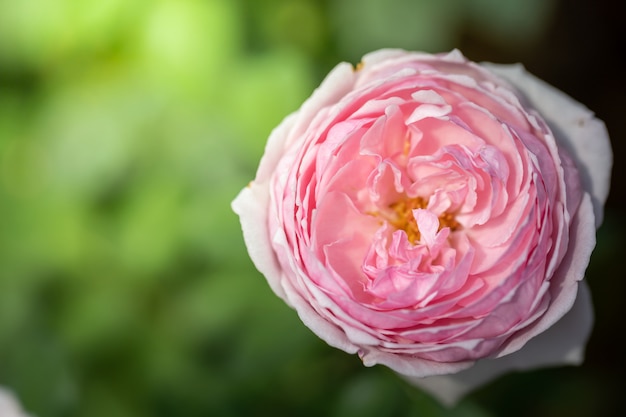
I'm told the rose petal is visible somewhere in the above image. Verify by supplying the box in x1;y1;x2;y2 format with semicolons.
405;281;593;406
484;63;612;226
232;182;287;300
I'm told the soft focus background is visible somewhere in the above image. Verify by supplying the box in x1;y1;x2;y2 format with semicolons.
0;0;623;416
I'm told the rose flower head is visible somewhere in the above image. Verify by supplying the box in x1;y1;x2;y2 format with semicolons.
232;50;612;405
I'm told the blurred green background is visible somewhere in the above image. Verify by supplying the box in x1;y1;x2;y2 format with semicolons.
0;0;623;416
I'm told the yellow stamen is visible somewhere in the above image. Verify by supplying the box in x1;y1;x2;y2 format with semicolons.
403;138;411;156
376;196;461;244
438;211;461;232
388;197;428;244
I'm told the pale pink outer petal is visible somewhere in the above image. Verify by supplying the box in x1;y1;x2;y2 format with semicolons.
405;61;611;405
406;281;593;406
0;388;32;417
407;197;595;406
496;194;596;357
483;62;612;226
231;113;298;301
232;180;286;300
232;60;358;316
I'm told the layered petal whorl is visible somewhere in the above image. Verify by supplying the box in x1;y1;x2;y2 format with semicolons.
232;49;610;401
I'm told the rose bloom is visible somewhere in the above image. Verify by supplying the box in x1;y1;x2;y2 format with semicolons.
232;50;612;405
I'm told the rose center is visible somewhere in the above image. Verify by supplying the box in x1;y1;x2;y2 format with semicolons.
385;196;460;244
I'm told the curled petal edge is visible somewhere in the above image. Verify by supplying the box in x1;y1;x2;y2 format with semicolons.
404;280;593;406
232;181;286;300
402;194;596;406
483;62;612;227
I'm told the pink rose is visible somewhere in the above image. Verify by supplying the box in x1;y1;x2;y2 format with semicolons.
232;50;611;405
